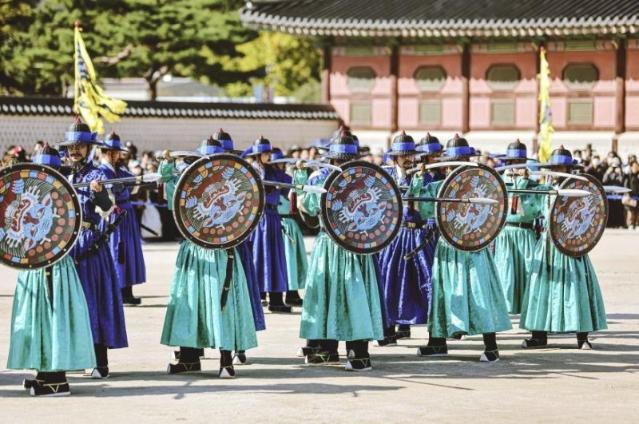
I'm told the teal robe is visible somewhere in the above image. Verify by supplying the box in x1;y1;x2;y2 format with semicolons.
425;180;512;337
278;195;308;290
296;169;384;341
7;256;96;371
520;187;607;333
493;177;546;314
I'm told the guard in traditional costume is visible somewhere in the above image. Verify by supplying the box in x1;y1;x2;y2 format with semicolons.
417;135;511;362
520;147;607;349
216;128;265;366
98;132;147;305
494;140;544;314
159;137;257;378
296;134;384;371
59;120;128;378
246;137;292;312
376;132;435;345
271;148;307;306
6;146;96;396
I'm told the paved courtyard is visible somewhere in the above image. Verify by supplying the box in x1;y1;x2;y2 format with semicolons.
0;231;637;423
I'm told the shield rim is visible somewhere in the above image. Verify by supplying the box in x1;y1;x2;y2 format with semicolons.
436;163;508;252
0;163;82;270
320;160;404;254
549;173;608;258
172;153;265;250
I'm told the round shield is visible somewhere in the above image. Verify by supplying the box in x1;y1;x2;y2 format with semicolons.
321;161;403;254
549;173;607;257
0;163;82;269
436;164;508;251
173;154;265;250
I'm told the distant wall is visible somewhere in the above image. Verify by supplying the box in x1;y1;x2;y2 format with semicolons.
0;115;338;154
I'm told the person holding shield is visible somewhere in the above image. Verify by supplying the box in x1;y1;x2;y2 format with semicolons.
296;133;384;371
519;147;607;349
417;135;511;362
6;145;96;396
159;136;257;378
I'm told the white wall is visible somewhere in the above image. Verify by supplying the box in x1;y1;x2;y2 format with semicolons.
0;115;338;154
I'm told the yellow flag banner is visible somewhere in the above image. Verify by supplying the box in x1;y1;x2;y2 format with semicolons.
73;24;126;134
537;47;553;163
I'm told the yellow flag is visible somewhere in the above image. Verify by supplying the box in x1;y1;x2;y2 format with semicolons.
73;24;126;134
537;47;553;163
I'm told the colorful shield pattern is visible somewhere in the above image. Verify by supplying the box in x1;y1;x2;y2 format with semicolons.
436;164;508;251
321;161;403;254
550;173;607;257
173;154;265;250
0;163;81;269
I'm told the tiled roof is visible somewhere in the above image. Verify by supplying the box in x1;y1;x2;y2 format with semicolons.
0;96;339;121
241;0;639;38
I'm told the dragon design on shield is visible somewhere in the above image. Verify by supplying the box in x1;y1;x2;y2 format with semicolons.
447;175;491;232
333;175;387;233
555;196;596;239
0;180;55;254
185;168;246;228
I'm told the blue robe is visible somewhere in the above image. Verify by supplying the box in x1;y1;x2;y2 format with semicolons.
98;163;146;288
378;168;436;326
67;162;128;349
249;164;289;293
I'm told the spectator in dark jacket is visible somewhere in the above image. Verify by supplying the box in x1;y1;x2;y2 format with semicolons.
623;161;639;229
603;157;626;228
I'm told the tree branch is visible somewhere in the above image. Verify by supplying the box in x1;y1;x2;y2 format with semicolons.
94;44;134;66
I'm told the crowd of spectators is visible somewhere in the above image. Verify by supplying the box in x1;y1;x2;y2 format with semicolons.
3;139;639;234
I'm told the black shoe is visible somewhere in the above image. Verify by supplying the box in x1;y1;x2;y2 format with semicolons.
375;336;397;347
305;351;340;365
167;361;202;374
30;381;70;397
521;338;548;348
297;346;321;357
480;350;500;362
345;356;372;372
396;329;411;340
261;299;268;307
233;352;248;365
23;378;42;390
285;297;303;306
85;367;109;379
268;304;292;313
416;345;448;357
578;339;593;350
122;296;142;306
218;366;236;379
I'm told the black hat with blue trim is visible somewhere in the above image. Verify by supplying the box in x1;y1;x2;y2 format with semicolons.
58;118;99;147
246;136;273;157
323;133;360;161
100;132;128;152
32;144;62;168
388;131;417;156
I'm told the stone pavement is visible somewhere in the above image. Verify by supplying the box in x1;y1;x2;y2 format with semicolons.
0;230;637;423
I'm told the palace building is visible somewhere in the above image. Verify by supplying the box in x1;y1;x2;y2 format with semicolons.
241;0;639;155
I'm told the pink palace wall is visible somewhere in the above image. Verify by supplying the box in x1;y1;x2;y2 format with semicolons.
329;42;632;133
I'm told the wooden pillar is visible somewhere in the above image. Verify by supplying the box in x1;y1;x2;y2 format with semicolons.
613;38;627;153
321;43;332;104
461;43;471;134
390;44;400;134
